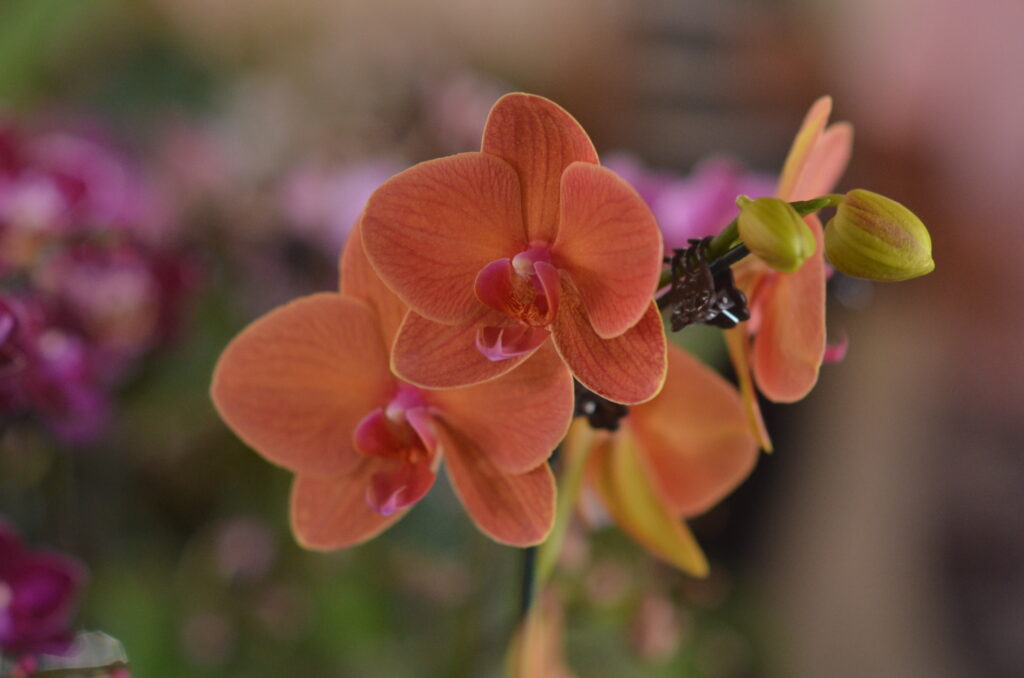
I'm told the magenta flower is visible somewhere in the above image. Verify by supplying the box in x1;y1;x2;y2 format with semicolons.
0;117;194;443
0;521;86;656
604;154;774;249
0;294;109;444
280;158;407;254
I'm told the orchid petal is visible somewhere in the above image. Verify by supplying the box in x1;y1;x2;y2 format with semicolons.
340;220;408;347
551;280;666;405
752;216;826;402
391;310;534;388
589;432;709;576
437;421;556;546
776;96;832;201
290;463;404;550
724;327;773;452
791;121;854;201
630;345;758;518
211;294;394;476
554;162;663;338
482;93;599;243
429;343;572;474
361;152;526;324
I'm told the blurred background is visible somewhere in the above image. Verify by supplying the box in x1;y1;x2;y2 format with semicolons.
1;0;1021;676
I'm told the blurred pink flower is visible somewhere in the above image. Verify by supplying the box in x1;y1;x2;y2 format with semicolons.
281;157;407;254
0;520;86;657
604;154;774;250
419;71;511;153
0;295;109;443
0;117;195;443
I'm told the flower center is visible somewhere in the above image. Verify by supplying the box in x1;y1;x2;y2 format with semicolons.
353;385;437;516
473;246;559;361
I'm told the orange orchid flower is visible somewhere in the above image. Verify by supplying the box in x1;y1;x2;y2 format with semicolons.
726;97;853;448
210;225;574;548
361;93;667;405
571;344;758;575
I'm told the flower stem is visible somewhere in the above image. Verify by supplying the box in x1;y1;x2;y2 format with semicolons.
518;546;538;620
706;219;739;261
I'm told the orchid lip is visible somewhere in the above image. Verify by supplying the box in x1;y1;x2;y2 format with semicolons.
511;245;551;278
473;246;561;344
354;384;439;516
475;325;549;361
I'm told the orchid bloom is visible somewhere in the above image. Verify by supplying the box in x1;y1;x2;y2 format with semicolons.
211;225;574;547
0;520;86;656
570;344;758;576
726;97;853;448
361;93;667;405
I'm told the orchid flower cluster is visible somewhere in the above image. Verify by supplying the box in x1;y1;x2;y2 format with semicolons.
211;92;933;661
0;120;192;443
0;520;85;675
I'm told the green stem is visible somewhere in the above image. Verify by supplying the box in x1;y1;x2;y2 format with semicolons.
534;432;592;589
705;219;739;261
518;546;537;620
681;194;839;272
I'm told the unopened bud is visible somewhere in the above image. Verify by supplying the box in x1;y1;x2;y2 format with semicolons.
736;196;815;273
824;189;934;281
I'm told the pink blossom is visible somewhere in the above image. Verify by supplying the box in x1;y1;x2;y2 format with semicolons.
0;521;86;656
604;154;775;250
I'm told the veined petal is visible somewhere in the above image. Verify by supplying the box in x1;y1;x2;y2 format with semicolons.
752;216;827;402
553;162;663;338
551;280;666;405
340;220;408;347
588;432;709;576
361;152;526;324
790;122;854;202
723;328;773;452
290;462;404;550
629;344;758;518
776;97;832;201
429;343;573;474
437;420;556;546
391;310;534;388
211;294;394;476
482;93;599;243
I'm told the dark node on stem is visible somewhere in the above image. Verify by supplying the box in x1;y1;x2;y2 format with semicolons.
573;381;629;431
659;237;750;332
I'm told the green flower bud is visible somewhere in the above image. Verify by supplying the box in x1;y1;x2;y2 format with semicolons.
824;189;934;281
736;196;816;273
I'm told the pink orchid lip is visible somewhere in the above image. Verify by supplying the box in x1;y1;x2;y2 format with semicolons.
823;335;849;364
367;461;435;517
475;325;549;361
472;245;561;363
353;385;439;516
510;245;551;277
